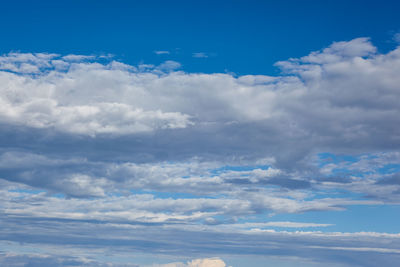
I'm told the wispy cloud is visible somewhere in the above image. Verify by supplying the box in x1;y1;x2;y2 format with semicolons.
62;54;96;61
394;32;400;43
154;50;170;55
192;52;208;58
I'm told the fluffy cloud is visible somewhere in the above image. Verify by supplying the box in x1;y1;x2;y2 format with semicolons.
0;75;192;136
1;38;399;157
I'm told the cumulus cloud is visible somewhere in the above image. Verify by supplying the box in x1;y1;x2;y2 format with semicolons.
1;38;399;153
0;73;192;136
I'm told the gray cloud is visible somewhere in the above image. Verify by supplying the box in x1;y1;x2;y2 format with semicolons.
1;38;399;162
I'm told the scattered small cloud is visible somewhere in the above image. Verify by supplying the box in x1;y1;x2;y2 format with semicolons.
157;60;181;71
192;52;208;58
155;50;171;55
62;54;96;61
394;32;400;43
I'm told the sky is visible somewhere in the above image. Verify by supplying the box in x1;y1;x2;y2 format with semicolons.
1;0;400;266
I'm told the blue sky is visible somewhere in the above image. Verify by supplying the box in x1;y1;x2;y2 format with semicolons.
1;1;400;266
2;0;400;75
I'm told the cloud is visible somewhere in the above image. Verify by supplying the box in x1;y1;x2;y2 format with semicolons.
0;150;380;211
1;38;399;152
235;221;333;228
154;51;171;55
1;38;400;266
394;33;400;43
0;252;139;267
1;180;351;222
156;60;181;71
0;253;225;267
0;38;399;202
1;216;400;266
0;73;193;136
192;53;208;58
62;54;96;61
185;258;226;267
0;52;56;73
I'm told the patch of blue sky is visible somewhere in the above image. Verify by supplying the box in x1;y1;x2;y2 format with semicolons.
106;191;123;197
203;214;235;224
51;193;66;199
269;204;400;233
209;164;270;176
231;215;334;232
306;190;366;201
129;189;224;199
316;153;388;178
0;241;47;256
317;152;359;167
378;164;400;175
3;0;400;76
256;225;332;232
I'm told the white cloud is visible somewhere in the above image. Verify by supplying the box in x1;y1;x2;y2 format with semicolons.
157;60;181;71
238;221;333;228
192;52;208;58
62;54;96;61
0;76;193;136
155;51;171;55
0;178;379;225
393;33;400;43
1;38;398;146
